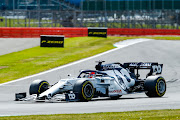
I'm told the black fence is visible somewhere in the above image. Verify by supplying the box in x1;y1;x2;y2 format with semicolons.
0;10;179;29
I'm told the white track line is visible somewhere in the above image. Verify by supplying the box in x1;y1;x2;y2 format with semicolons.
0;38;152;86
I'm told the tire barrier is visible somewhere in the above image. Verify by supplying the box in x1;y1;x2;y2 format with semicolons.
0;27;180;38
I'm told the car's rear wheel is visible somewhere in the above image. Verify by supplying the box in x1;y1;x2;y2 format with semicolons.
73;80;94;102
29;79;49;96
144;76;166;97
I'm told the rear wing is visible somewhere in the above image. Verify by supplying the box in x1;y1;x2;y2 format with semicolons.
95;61;163;79
123;62;163;78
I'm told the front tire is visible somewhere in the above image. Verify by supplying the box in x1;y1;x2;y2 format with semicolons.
29;79;49;96
73;80;94;102
144;76;166;97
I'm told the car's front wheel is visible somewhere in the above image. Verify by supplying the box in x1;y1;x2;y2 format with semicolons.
29;79;49;96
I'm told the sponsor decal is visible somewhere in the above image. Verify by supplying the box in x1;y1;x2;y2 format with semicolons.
152;65;162;74
129;62;152;67
89;32;107;35
140;63;152;66
109;89;122;93
41;40;64;44
68;93;76;100
88;28;107;38
40;35;64;47
65;93;79;101
103;64;121;70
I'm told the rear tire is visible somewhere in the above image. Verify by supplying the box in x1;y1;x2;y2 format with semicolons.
29;79;49;96
144;76;166;97
73;80;94;102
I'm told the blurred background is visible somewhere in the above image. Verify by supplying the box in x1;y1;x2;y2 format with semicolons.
0;0;180;29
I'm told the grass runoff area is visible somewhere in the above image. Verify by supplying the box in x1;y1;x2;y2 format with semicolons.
1;36;180;84
0;109;180;120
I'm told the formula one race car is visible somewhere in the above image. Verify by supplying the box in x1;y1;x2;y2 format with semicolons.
24;61;166;102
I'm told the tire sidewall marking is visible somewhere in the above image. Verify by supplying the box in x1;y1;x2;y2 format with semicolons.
38;82;49;94
155;78;166;96
82;81;94;100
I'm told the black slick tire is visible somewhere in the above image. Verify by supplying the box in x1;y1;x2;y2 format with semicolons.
29;79;49;96
73;80;94;102
144;76;166;97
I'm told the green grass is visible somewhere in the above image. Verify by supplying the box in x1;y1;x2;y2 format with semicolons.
0;36;180;84
0;36;125;83
0;109;180;120
0;17;63;27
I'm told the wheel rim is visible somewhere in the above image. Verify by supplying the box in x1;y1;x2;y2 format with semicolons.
84;84;93;98
158;80;166;94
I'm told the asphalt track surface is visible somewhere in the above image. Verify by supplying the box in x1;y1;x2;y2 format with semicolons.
0;39;180;116
0;38;40;55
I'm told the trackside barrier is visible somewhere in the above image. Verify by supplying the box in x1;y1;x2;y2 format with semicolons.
0;27;88;38
108;28;180;36
0;28;180;38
